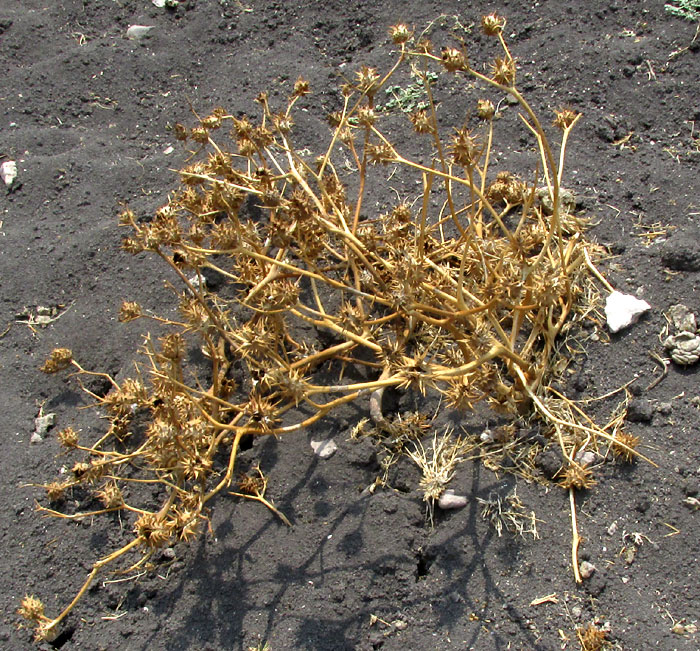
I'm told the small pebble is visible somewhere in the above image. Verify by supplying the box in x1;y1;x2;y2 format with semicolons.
310;439;337;459
575;450;596;467
1;160;17;187
579;560;596;580
480;430;494;444
161;547;176;561
656;402;672;415
661;226;700;272
626;399;653;423
126;25;155;40
438;490;468;510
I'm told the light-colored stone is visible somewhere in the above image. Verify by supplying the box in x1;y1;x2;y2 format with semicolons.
126;25;155;40
579;560;596;579
1;160;17;187
310;439;337;459
604;291;650;333
438;490;468;510
34;413;56;437
575;450;596;467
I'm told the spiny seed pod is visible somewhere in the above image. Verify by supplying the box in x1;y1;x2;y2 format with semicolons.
409;109;433;134
610;431;640;463
57;426;79;448
119;301;142;322
491;56;517;85
200;110;223;130
389;23;412;45
451;128;481;166
365;142;395;165
553;107;581;130
272;112;294;133
72;461;90;480
173;122;188;141
95;482;124;509
134;513;171;549
40;348;73;374
160;333;185;361
441;47;468;72
237;470;266;495
45;481;67;503
18;595;46;623
476;98;496;120
558;464;596;490
481;12;506;36
231;116;253;139
293;76;310;97
189;126;210;144
356;106;377;127
355;66;380;95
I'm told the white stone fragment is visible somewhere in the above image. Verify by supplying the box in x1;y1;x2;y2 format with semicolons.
438;490;468;510
34;413;56;437
480;430;494;444
310;439;337;459
126;25;155;40
1;160;17;187
604;291;650;333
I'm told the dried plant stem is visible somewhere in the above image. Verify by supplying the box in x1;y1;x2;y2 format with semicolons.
570;488;583;583
40;537;142;640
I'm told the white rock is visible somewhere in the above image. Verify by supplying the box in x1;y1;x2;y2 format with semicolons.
604;291;650;333
34;413;56;436
310;439;337;459
126;25;155;40
1;160;17;187
480;430;494;444
30;432;43;445
438;490;468;510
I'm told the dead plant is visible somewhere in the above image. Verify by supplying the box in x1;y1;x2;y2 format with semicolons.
23;16;644;641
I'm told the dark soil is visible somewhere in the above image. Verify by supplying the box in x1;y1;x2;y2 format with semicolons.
2;1;699;649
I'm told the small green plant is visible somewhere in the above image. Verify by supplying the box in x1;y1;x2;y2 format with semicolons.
21;14;646;642
376;70;439;113
665;0;700;21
